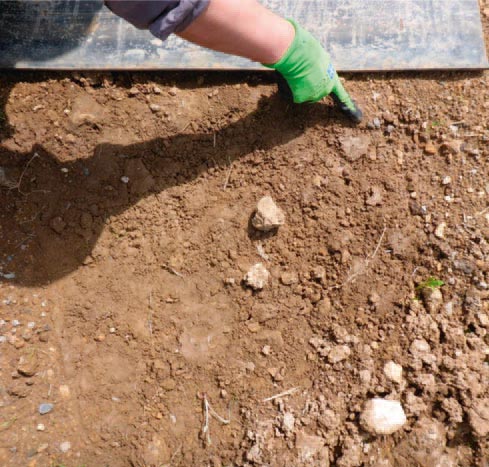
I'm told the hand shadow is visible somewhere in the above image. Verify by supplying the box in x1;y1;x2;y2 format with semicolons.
0;84;355;287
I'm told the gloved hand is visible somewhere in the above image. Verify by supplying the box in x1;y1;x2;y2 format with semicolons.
264;20;363;123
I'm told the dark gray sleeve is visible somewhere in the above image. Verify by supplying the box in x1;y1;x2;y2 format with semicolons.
105;0;210;40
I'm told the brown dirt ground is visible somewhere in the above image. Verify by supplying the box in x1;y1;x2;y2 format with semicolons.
1;4;489;467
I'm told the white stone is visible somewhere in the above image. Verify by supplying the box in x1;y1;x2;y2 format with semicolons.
384;361;403;384
252;196;285;231
59;441;71;453
434;222;446;239
282;412;295;433
361;398;407;435
244;263;270;290
37;423;45;431
442;176;452;185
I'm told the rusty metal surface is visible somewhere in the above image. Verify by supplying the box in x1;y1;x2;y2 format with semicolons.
0;0;487;70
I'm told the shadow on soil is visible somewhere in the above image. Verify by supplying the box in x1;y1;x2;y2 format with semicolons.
0;68;484;287
0;71;360;287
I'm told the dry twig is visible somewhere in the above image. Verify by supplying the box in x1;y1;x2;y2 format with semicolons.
262;387;299;402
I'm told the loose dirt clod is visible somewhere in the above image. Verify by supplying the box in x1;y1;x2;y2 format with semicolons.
361;398;407;435
468;399;489;438
252;196;285;231
421;287;443;313
295;432;328;464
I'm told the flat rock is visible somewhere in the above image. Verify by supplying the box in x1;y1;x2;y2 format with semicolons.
340;135;370;162
252;196;285;232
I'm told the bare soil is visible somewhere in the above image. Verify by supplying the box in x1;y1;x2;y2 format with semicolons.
1;5;489;467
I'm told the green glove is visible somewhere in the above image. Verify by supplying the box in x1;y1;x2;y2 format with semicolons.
264;19;362;123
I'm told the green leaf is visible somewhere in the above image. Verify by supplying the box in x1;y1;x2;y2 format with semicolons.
416;276;444;293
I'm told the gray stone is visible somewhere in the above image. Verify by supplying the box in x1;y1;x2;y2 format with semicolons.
39;403;54;415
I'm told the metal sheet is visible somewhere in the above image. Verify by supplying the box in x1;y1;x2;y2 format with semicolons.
0;0;487;70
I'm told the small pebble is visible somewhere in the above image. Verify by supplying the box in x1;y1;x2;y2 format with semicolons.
383;361;403;384
37;423;45;431
244;263;270;290
0;336;6;344
434;222;446;239
27;322;36;329
120;176;130;184
39;403;54;415
12;320;20;327
442;176;452;185
59;441;71;453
